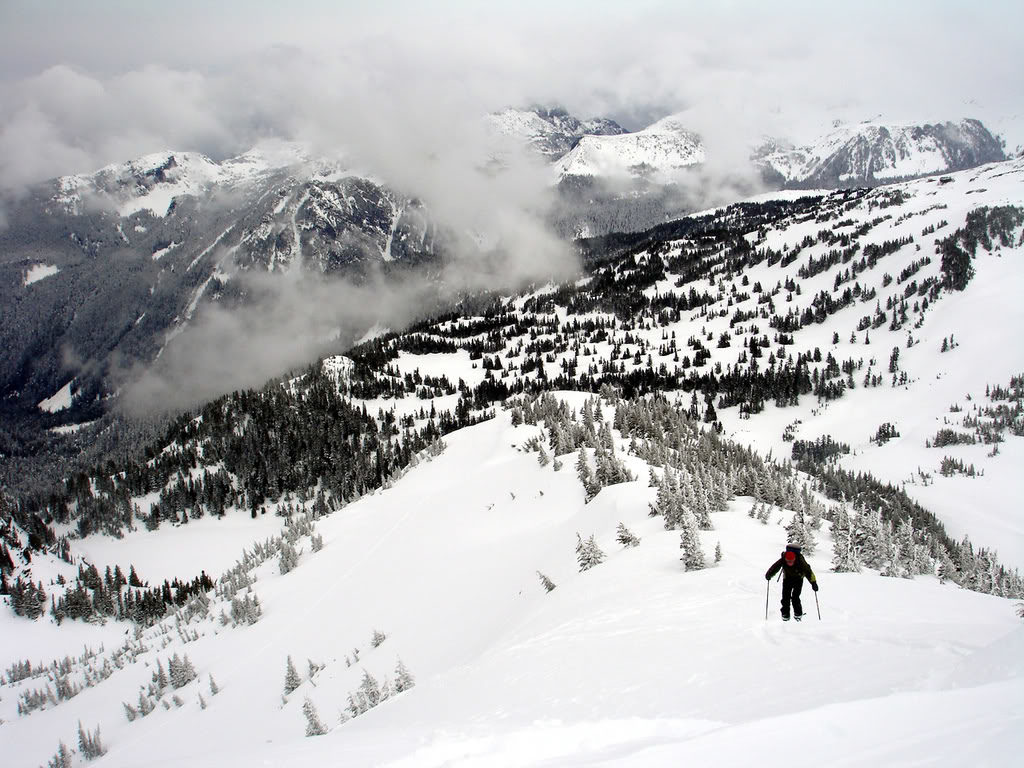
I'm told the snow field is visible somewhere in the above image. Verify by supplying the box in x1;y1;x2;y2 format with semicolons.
3;408;1021;767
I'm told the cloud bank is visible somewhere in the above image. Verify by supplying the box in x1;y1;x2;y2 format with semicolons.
3;0;1021;413
3;0;1021;191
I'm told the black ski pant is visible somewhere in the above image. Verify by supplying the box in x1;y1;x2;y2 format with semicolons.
781;578;804;618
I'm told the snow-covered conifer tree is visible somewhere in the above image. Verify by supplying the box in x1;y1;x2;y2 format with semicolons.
169;653;197;689
77;721;105;759
394;659;415;692
679;509;705;571
283;655;301;695
785;512;816;554
303;697;328;736
359;669;382;709
576;448;598;501
692;483;713;530
46;742;74;768
279;540;300;574
894;520;919;578
153;659;168;692
616;522;641;548
830;507;861;573
576;533;606;572
536;571;556;592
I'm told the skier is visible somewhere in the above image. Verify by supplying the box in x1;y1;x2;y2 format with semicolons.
765;544;818;621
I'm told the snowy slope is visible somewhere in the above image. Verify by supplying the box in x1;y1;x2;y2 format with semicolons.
706;160;1024;567
554;114;705;182
2;407;1021;767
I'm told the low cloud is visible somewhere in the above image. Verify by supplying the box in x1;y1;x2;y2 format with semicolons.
5;0;1022;412
118;206;577;416
118;268;414;415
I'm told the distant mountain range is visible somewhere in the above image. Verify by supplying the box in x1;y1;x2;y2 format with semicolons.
487;107;1006;188
0;106;1010;461
753;118;1006;187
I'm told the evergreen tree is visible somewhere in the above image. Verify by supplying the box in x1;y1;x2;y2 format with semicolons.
785;512;817;554
536;571;557;592
830;507;861;573
279;540;300;575
77;721;105;760
153;659;168;692
575;533;606;572
615;522;641;548
169;653;197;688
575;448;598;501
283;655;301;695
678;508;705;571
303;697;328;736
46;742;74;768
394;659;416;692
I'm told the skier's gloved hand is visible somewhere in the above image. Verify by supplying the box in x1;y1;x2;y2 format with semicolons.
765;574;771;581
812;583;819;592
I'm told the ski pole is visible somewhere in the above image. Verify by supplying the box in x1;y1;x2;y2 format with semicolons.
765;580;770;621
814;591;821;620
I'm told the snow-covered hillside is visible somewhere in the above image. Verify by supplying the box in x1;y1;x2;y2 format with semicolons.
554;115;705;182
2;401;1021;767
4;156;1024;767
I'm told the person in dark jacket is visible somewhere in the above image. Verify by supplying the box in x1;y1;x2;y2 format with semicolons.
766;545;818;621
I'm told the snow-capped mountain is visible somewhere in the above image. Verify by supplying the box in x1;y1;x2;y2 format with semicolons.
3;155;1023;765
45;140;436;272
52;142;310;219
553;114;705;181
484;105;626;160
754;118;1005;187
548;115;1007;239
551;115;1004;188
0;144;448;428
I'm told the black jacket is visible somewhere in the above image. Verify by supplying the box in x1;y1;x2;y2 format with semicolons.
766;553;817;584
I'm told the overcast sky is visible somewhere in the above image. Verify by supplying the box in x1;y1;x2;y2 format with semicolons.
1;0;1022;190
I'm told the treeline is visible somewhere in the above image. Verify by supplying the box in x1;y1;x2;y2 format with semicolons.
10;360;496;554
6;558;215;626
